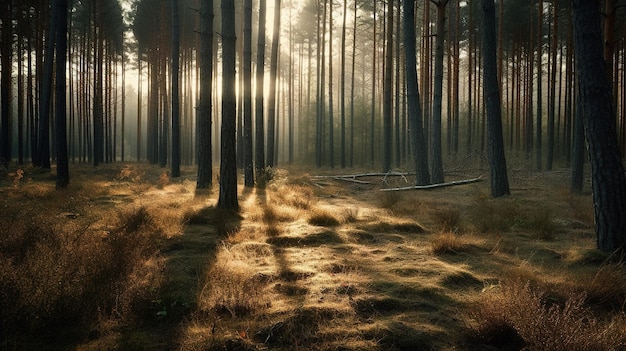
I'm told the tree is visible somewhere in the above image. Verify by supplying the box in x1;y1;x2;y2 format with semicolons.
196;0;214;189
403;0;430;185
0;0;12;163
431;0;449;184
572;0;626;252
255;0;267;179
382;0;393;173
55;0;69;188
482;0;509;197
243;0;254;187
217;0;239;210
171;0;181;178
266;0;281;167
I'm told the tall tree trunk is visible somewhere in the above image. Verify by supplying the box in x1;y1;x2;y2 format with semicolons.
349;0;357;167
370;0;377;165
171;0;181;177
546;1;558;170
340;0;347;168
573;0;626;252
55;0;69;188
255;0;267;177
431;0;448;183
403;0;430;185
196;0;213;189
328;0;334;168
535;0;543;170
266;0;280;167
1;0;13;163
243;0;254;186
38;0;58;168
218;0;239;210
382;0;393;173
482;0;509;198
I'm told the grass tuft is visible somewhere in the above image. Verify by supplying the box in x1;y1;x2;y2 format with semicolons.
307;208;340;227
430;231;472;255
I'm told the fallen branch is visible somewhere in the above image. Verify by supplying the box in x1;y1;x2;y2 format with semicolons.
331;177;371;184
313;171;413;179
380;176;484;191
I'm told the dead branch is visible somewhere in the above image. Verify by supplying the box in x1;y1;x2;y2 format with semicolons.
313;171;414;179
380;176;484;191
331;177;371;184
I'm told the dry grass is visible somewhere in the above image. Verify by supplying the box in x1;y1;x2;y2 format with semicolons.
430;231;474;255
467;281;626;350
2;164;624;351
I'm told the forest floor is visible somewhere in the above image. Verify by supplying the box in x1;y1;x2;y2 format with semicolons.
2;161;626;351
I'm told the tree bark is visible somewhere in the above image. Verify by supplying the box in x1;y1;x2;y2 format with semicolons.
266;0;280;167
218;0;239;210
196;0;214;189
403;0;430;185
55;0;69;188
382;0;393;173
243;0;254;187
572;0;626;252
431;0;449;184
255;0;267;177
171;0;181;177
482;0;509;198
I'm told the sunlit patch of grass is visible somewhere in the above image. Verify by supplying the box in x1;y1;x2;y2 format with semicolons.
342;207;359;223
361;218;426;234
430;231;474;255
307;208;340;227
266;230;343;247
198;259;269;318
270;184;314;210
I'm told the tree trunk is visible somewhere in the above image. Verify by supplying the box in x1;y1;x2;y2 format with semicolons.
535;0;543;170
55;0;69;188
171;0;181;177
255;0;267;177
1;0;13;163
382;0;393;173
403;0;430;185
431;0;448;183
573;0;626;252
482;0;509;198
196;0;214;189
243;0;254;187
218;0;238;210
266;0;281;167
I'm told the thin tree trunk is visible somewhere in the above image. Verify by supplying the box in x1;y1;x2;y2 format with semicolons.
266;0;281;167
431;0;448;183
382;0;393;172
255;0;267;177
243;0;254;186
55;0;69;188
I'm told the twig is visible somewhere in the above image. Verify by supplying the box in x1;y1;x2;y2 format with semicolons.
380;176;484;191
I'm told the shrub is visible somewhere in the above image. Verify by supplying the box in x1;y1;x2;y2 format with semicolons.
467;281;626;350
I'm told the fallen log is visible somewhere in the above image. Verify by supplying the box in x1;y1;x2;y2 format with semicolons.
331;177;371;184
380;176;484;191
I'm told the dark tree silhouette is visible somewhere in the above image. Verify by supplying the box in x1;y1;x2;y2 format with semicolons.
266;0;281;167
403;0;430;185
55;0;69;188
573;0;626;252
196;0;213;189
171;0;181;178
243;0;254;187
218;0;239;210
0;0;12;163
482;0;509;197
